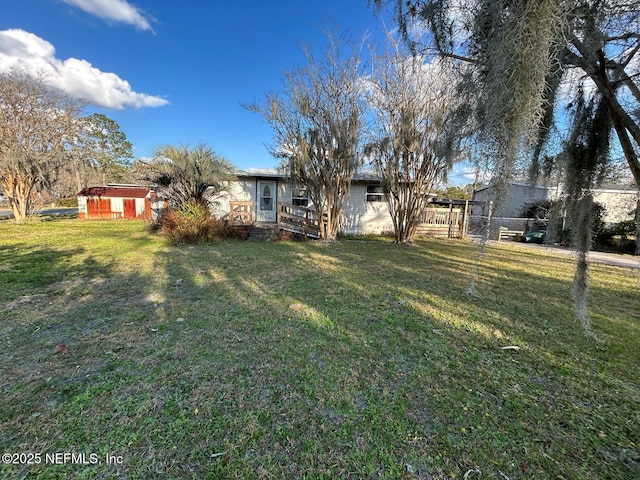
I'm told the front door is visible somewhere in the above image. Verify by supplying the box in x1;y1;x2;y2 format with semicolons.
256;181;276;222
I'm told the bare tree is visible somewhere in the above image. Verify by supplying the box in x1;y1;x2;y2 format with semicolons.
365;36;467;244
0;69;84;221
247;32;365;241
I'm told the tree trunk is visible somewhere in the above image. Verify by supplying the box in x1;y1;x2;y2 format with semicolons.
325;202;340;241
1;172;30;222
636;197;640;256
324;208;334;241
589;54;640;188
571;194;594;337
8;183;31;221
76;169;83;193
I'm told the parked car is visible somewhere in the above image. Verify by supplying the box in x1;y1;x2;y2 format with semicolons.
520;230;548;244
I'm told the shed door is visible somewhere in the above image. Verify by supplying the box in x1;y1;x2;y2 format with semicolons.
256;181;276;222
87;197;111;219
123;199;136;219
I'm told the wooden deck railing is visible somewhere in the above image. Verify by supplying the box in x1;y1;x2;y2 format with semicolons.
277;202;320;238
229;201;254;225
415;208;464;239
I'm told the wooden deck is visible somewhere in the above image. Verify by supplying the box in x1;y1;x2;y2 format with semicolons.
228;201;471;240
228;201;320;239
229;201;254;225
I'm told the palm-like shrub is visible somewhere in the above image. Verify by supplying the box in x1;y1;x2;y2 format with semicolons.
137;143;237;243
137;143;235;208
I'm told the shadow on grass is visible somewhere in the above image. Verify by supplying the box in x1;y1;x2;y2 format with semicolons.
144;237;638;479
0;244;101;297
1;230;638;479
0;226;173;479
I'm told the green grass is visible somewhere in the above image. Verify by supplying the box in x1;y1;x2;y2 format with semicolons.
1;219;638;479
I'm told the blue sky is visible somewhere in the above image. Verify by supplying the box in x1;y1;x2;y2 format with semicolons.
1;0;475;184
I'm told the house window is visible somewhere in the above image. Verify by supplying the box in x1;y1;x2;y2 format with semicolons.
366;184;385;202
292;188;309;207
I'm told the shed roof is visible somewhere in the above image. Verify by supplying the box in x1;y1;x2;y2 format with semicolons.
78;186;150;198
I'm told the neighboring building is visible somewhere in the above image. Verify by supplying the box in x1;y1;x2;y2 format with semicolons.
592;186;639;223
472;182;554;218
77;185;154;220
472;181;638;224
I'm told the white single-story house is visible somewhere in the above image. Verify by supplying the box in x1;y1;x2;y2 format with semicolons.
212;169;394;236
472;181;638;224
212;169;476;238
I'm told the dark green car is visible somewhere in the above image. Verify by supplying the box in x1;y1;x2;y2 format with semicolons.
520;230;548;244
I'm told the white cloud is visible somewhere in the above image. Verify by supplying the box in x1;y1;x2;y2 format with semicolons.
0;29;169;110
449;165;479;184
61;0;153;32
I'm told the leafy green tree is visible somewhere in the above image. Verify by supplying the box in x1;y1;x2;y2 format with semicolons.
136;143;235;207
83;113;133;186
436;185;473;201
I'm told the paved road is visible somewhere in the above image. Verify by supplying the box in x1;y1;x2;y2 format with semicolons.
500;241;640;270
0;207;78;219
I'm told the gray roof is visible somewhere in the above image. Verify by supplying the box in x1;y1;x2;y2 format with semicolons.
235;168;383;182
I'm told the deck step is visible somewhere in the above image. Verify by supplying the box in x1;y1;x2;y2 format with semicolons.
248;224;279;241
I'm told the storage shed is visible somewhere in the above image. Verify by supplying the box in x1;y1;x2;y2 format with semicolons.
77;186;153;220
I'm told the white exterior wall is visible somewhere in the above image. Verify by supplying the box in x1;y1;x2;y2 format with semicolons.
209;179;255;219
77;196;87;215
135;198;147;216
340;183;393;235
214;177;395;235
110;197;124;215
472;183;552;217
472;182;638;225
279;181;292;203
592;189;638;224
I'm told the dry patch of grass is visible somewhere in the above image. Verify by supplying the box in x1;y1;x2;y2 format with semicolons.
0;220;638;479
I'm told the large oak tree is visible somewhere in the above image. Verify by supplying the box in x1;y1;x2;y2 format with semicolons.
375;0;640;333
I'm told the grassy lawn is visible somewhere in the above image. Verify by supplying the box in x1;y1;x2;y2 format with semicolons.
0;219;638;479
